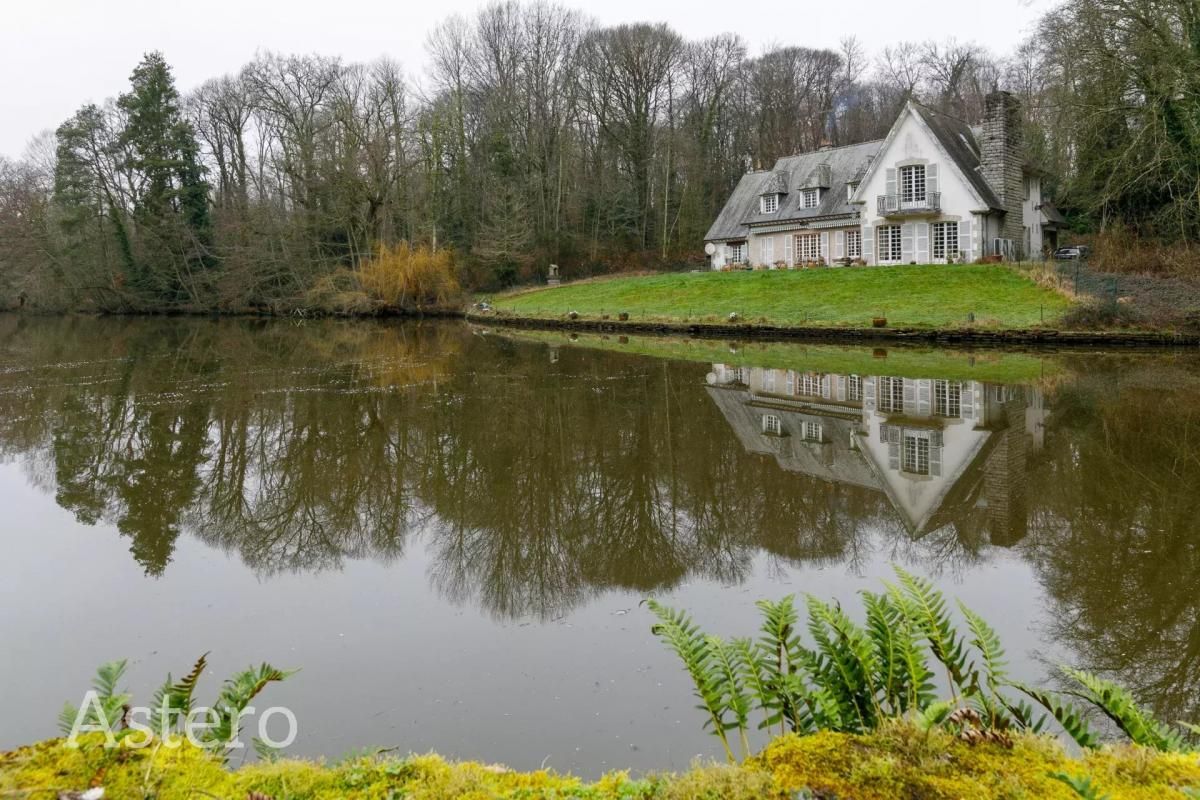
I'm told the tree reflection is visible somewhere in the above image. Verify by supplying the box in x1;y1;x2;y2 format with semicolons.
1;319;1200;723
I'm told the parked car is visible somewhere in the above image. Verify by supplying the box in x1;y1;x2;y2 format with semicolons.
1053;246;1090;260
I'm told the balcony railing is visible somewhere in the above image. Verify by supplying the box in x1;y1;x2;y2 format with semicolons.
877;192;941;216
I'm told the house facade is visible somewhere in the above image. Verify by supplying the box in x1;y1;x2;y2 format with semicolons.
704;92;1062;268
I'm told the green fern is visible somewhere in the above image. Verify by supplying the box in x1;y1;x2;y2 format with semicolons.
59;659;132;736
1013;683;1100;749
1049;771;1111;800
647;598;735;761
207;663;296;751
152;652;209;732
1061;667;1189;752
888;567;971;702
804;596;879;732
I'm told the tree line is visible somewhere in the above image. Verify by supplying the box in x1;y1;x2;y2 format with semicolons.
0;0;1196;312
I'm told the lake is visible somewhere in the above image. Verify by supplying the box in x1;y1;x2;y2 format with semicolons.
0;315;1197;775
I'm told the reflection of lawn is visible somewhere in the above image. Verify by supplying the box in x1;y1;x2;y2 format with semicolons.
491;328;1062;384
490;266;1071;329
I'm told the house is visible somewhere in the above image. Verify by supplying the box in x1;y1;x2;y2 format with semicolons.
705;363;1047;542
704;92;1059;268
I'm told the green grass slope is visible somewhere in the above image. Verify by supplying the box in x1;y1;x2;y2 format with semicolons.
491;265;1071;329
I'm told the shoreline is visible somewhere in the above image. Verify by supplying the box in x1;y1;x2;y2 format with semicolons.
6;307;1199;349
467;310;1200;349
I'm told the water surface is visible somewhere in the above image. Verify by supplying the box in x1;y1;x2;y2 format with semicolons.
0;316;1197;773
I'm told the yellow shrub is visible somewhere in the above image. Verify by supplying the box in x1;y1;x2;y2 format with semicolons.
357;242;460;310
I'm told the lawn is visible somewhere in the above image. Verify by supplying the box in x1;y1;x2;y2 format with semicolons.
493;328;1061;384
490;265;1071;329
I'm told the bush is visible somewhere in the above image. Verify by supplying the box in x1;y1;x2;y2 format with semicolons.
358;242;461;310
1086;228;1200;277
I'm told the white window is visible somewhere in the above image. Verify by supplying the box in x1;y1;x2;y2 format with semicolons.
762;414;782;436
899;164;926;204
846;229;862;259
795;233;821;261
934;380;962;417
764;370;777;392
761;194;779;214
878;377;905;413
760;237;775;264
801;188;820;209
798;372;821;396
903;432;930;475
877;225;902;262
802;421;822;441
932;222;959;261
728;242;746;264
848;374;863;402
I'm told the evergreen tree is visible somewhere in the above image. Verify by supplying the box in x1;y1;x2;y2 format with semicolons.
116;52;214;301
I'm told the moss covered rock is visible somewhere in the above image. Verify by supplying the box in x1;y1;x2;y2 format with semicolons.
3;727;1198;799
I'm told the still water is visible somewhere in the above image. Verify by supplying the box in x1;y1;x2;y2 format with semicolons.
0;315;1197;774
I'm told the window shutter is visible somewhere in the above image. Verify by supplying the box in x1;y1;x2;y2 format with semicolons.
926;163;938;197
864;377;877;411
901;223;915;263
786;371;795;394
820;232;829;262
959;219;973;261
930;443;942;477
862;225;873;264
885;168;897;198
902;380;916;414
961;386;975;420
834;230;844;259
916;222;929;263
784;234;794;267
879;422;890;443
917;380;931;415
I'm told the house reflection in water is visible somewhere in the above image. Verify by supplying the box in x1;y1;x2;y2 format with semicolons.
706;365;1047;545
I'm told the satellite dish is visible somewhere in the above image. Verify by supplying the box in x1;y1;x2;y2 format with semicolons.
704;242;716;255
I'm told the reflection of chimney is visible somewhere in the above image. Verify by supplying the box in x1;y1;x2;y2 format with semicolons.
982;91;1025;246
985;398;1029;547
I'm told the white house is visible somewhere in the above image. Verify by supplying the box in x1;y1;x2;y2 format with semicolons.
704;92;1064;268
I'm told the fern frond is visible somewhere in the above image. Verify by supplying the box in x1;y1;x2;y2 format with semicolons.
647;599;734;761
206;663;295;753
804;595;879;732
1013;683;1100;749
1049;771;1111;800
92;659;129;701
153;652;209;732
1061;667;1187;752
913;700;953;731
889;567;970;700
709;636;753;759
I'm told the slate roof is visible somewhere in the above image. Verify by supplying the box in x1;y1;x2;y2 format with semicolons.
1040;200;1067;225
704;102;1012;242
704;139;883;241
705;386;882;491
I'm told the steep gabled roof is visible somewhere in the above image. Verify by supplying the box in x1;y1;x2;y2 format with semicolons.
847;102;1003;212
911;105;1003;210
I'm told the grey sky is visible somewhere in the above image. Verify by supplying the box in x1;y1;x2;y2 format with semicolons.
1;0;1053;159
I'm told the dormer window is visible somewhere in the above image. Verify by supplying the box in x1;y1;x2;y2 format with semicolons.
761;194;779;214
847;181;859;202
762;414;782;436
801;188;820;209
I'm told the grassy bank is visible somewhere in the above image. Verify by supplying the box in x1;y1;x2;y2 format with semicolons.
4;728;1198;799
490;265;1072;329
491;327;1061;383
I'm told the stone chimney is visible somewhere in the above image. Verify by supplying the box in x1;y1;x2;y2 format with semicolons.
981;91;1025;249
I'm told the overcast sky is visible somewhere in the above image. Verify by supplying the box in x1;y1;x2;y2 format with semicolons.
0;0;1052;159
